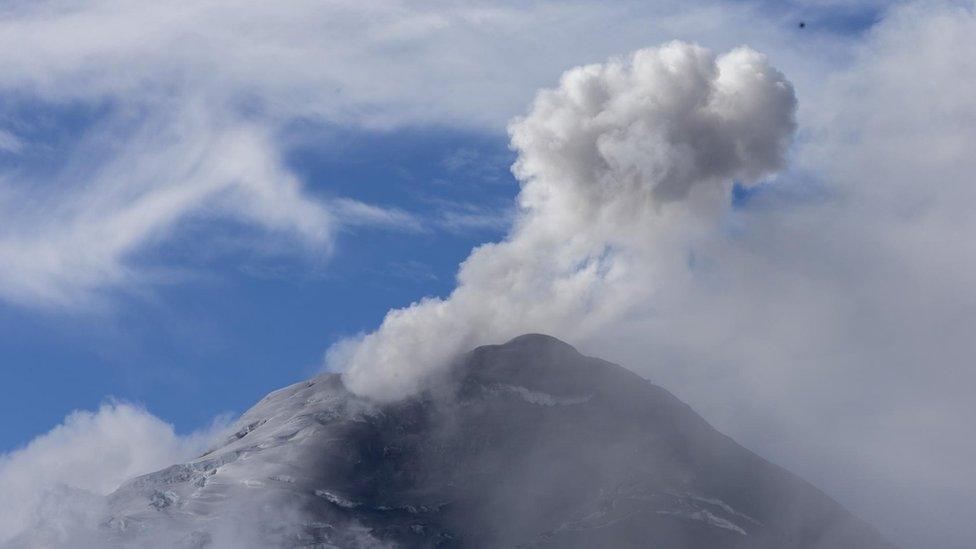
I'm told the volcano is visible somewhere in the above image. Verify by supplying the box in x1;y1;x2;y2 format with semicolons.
35;334;893;548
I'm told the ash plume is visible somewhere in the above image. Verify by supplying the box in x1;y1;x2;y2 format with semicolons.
333;42;797;401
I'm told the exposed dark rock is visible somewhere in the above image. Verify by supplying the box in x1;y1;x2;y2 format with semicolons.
101;334;895;548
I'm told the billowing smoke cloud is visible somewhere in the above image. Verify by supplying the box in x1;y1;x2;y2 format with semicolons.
0;402;226;546
333;42;797;401
329;9;976;545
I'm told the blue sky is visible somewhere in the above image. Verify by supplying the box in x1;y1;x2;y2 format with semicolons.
0;124;516;449
0;0;885;451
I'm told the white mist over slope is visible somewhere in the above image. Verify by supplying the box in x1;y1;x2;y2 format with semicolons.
0;403;224;545
334;42;797;400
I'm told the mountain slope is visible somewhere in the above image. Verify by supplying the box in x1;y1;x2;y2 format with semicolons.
54;334;894;548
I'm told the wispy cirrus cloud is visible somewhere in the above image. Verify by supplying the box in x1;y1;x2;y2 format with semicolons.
0;129;22;154
0;106;335;308
0;0;841;308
